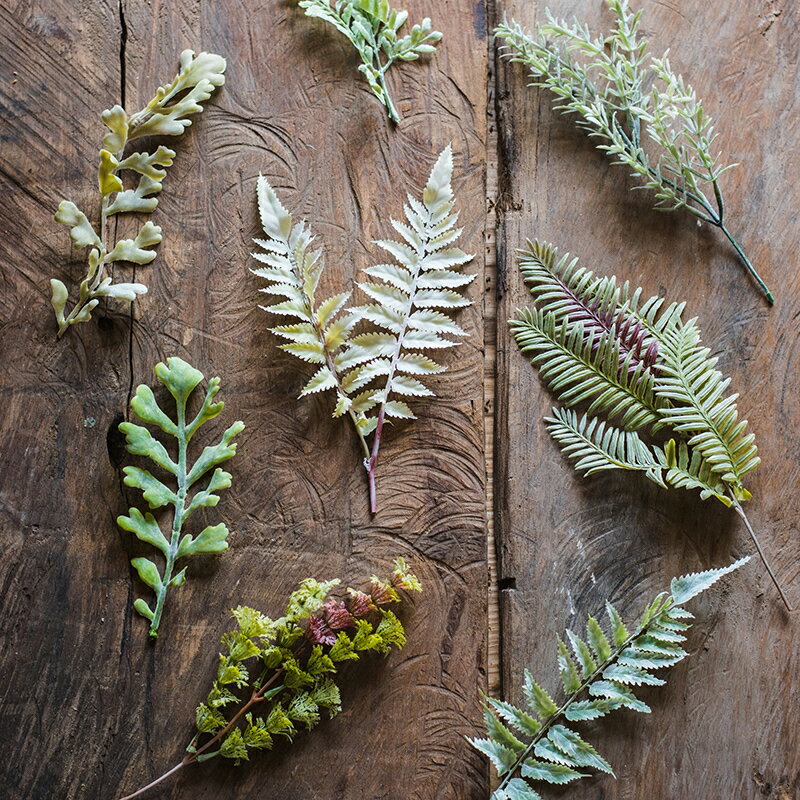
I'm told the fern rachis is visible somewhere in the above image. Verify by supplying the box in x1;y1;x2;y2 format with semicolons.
251;146;474;513
512;240;791;610
470;558;749;798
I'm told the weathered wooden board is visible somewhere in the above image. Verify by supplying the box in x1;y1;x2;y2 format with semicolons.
493;1;800;798
0;0;487;797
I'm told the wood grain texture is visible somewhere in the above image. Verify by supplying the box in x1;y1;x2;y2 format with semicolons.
0;0;487;798
492;1;800;799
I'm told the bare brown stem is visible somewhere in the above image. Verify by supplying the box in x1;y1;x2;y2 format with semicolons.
730;496;792;611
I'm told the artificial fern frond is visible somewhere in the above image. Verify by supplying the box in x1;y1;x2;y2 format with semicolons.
117;357;244;639
251;146;474;513
495;2;773;303
656;318;759;496
50;50;226;337
298;0;442;123
545;407;665;486
348;145;475;510
117;559;421;800
510;308;663;433
514;240;791;609
470;558;749;799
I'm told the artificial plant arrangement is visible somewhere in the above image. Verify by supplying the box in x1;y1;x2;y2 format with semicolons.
495;0;773;303
510;241;791;610
117;357;244;639
49;50;226;337
251;145;474;513
470;557;748;798
117;558;422;800
298;0;442;123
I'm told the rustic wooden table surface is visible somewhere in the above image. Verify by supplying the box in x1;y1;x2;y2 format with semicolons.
0;1;797;799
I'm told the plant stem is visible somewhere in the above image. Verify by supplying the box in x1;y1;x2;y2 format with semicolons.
149;393;188;638
718;224;774;305
377;67;400;124
118;757;191;800
367;409;385;515
118;669;287;799
730;494;791;610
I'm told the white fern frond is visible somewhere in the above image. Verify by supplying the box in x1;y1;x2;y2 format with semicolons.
251;148;474;514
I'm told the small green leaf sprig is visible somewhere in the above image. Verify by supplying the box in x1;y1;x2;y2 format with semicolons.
495;0;773;303
117;559;422;800
251;146;474;513
50;50;226;336
511;240;791;610
470;558;748;799
298;0;442;123
117;357;244;639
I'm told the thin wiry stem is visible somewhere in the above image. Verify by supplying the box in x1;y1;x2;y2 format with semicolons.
730;493;791;611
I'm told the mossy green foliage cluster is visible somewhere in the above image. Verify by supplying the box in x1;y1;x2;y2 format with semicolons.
189;559;422;765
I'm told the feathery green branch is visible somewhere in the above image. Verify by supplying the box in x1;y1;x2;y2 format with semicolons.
495;1;773;303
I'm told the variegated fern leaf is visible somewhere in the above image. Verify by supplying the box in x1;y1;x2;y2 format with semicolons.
50;50;226;337
298;0;442;123
495;0;773;303
470;558;749;799
511;240;790;609
251;146;474;513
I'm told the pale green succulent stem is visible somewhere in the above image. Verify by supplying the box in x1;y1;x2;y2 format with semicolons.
148;399;188;638
56;146;125;337
495;598;674;794
729;492;791;611
377;65;400;124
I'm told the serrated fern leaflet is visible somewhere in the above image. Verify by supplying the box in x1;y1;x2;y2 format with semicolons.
117;357;244;639
251;146;474;513
469;558;749;799
298;0;442;123
117;559;421;800
511;240;790;609
50;50;226;336
495;0;772;303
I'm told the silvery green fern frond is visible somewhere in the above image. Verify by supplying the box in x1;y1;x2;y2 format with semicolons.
117;357;244;639
469;558;749;799
298;0;442;123
511;240;791;609
50;50;226;337
251;146;474;513
495;0;773;303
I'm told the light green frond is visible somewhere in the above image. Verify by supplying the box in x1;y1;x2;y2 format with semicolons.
656;318;759;495
470;558;747;796
512;308;663;431
545;407;664;482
